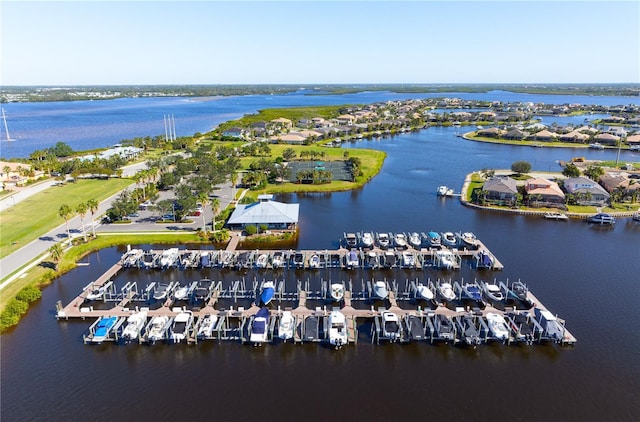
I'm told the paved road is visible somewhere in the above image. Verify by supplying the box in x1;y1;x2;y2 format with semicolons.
0;165;237;284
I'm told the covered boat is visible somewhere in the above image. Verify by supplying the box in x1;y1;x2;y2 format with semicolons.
92;316;118;344
260;281;275;305
249;307;270;345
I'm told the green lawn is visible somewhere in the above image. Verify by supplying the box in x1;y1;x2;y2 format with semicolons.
0;179;133;258
242;145;386;194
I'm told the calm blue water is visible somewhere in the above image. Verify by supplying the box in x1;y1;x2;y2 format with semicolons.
1;90;637;159
1;91;640;421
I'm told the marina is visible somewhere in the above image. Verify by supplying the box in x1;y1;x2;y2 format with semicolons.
56;251;575;347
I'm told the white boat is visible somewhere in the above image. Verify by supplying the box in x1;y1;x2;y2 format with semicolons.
255;253;269;268
372;281;389;300
147;315;170;343
381;311;401;342
159;248;180;268
197;314;218;339
459;232;478;249
278;311;295;341
438;282;456;302
409;232;422;249
85;281;112;301
308;253;320;269
249;308;270;345
588;213;615;225
416;283;434;301
437;185;449;196
271;251;284;268
435;249;456;269
482;282;504;302
173;283;189;301
441;231;457;247
170;311;193;343
361;232;374;248
122;311;147;342
330;283;345;302
394;233;408;249
544;212;568;221
328;310;349;349
153;282;172;301
377;232;390;249
633;213;640;222
402;251;415;268
344;233;358;249
485;313;509;341
589;142;605;150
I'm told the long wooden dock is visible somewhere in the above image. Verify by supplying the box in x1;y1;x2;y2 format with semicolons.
56;267;576;346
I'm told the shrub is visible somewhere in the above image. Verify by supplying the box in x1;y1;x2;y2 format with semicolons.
16;286;42;303
511;160;532;174
245;225;257;235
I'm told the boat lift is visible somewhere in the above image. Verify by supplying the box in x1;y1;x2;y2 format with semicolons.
82;316;126;344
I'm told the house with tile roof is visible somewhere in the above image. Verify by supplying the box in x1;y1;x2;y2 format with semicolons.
525;177;565;208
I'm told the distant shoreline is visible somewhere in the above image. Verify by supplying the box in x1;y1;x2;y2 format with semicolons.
2;84;639;103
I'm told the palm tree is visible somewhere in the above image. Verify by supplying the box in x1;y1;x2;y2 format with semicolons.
211;198;220;231
58;204;73;240
230;171;238;202
197;192;209;232
87;199;99;237
48;243;63;269
76;202;88;241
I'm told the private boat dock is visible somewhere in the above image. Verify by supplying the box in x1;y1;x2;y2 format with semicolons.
56;262;576;347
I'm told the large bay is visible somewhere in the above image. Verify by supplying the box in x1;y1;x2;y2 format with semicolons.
1;91;639;421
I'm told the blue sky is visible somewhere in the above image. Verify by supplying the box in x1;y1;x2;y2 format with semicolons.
2;1;639;85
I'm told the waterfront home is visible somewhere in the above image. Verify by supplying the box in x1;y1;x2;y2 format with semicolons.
530;129;559;142
559;130;590;143
525;178;565;208
223;127;247;139
271;117;293;131
593;133;620;146
226;194;299;231
503;128;529;140
563;176;611;206
600;172;640;197
482;176;519;205
477;127;503;138
0;161;43;190
626;134;640;147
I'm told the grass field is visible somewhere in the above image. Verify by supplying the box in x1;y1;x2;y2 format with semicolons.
0;179;133;258
216;105;349;132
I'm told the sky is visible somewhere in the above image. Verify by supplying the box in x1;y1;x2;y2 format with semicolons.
1;1;639;85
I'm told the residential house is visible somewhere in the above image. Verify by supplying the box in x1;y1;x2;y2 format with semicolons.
593;133;620;146
223;127;247;139
1;161;43;190
482;176;519;205
270;118;293;131
626;134;640;147
226;194;299;231
563;176;610;206
599;172;640;197
559;130;590;143
530;129;558;142
273;133;307;144
503;129;528;140
477;127;503;138
525;177;565;207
